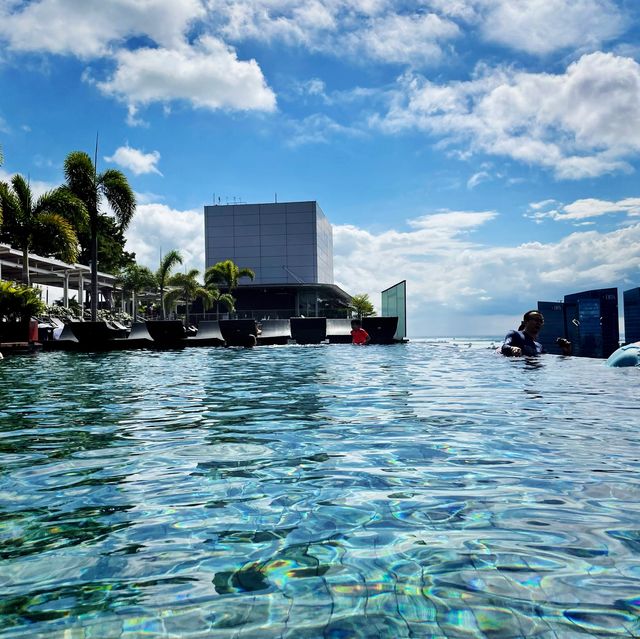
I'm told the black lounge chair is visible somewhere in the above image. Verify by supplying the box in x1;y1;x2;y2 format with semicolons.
326;318;353;344
290;317;327;344
187;321;225;347
144;320;187;347
219;319;258;347
42;321;79;350
257;319;291;346
57;323;78;343
124;322;155;348
362;316;399;344
69;321;123;346
106;321;129;338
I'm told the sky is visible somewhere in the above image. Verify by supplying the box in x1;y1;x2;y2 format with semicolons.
1;0;640;336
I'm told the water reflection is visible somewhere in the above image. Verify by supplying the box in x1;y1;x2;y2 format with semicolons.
1;344;639;637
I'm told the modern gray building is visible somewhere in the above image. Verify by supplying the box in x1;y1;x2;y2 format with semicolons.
204;201;333;285
203;201;350;319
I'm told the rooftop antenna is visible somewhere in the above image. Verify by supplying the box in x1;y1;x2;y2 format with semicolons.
275;192;278;203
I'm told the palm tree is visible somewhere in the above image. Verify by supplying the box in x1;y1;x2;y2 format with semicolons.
350;293;376;318
207;285;236;319
204;259;255;292
63;151;136;321
0;175;83;286
165;269;213;326
156;249;183;319
117;264;156;322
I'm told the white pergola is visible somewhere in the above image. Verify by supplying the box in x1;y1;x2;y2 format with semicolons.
0;243;119;307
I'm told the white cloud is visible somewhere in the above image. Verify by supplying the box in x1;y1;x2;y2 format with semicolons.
343;12;460;65
424;0;625;55
94;37;276;114
467;170;490;189
286;113;363;146
0;0;205;57
125;203;205;275
333;212;640;335
105;145;162;176
478;0;624;56
375;52;640;179
217;1;460;66
527;197;640;222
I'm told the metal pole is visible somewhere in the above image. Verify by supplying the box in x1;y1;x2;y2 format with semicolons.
63;272;69;308
78;273;84;321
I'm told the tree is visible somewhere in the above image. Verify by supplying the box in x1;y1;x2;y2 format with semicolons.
207;285;236;319
156;249;183;319
117;264;156;322
63;151;136;321
76;215;136;275
205;259;255;292
165;269;213;325
350;293;376;318
0;175;83;286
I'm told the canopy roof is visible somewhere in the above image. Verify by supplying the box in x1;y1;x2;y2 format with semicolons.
0;243;119;290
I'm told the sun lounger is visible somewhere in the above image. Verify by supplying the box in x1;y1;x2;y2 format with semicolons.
362;316;399;344
57;323;78;342
187;321;225;346
220;319;258;346
257;319;291;346
70;321;122;344
144;320;187;346
326;318;353;344
290;317;327;344
105;321;129;338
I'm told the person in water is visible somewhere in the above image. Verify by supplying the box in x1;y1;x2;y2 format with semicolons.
351;319;371;345
501;310;572;356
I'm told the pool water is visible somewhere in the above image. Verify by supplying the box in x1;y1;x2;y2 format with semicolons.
0;342;639;638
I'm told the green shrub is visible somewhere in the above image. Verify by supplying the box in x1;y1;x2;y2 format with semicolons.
0;281;45;322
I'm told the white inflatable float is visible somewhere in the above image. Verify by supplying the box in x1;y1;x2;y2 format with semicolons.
606;342;640;367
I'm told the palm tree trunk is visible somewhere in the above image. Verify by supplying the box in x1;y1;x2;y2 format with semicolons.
90;213;98;321
185;297;190;326
160;287;165;319
21;245;30;286
132;291;137;322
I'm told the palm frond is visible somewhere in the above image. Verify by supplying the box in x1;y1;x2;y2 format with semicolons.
64;151;96;208
157;249;183;285
100;169;136;229
10;175;32;224
37;213;80;263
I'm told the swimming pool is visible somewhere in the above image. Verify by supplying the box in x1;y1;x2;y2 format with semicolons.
1;343;638;638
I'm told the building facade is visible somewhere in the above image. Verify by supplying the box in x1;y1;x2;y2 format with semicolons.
203;201;350;319
536;301;566;355
563;288;619;358
623;287;640;344
204;201;333;285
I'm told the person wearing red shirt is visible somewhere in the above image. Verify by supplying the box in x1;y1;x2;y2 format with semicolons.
351;319;370;345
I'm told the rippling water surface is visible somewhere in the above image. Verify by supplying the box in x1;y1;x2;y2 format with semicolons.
1;343;639;638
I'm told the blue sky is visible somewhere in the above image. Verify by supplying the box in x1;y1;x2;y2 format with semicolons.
1;0;640;336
